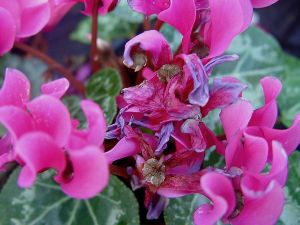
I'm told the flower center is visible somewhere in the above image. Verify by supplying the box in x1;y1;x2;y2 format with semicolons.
157;64;181;82
142;158;166;187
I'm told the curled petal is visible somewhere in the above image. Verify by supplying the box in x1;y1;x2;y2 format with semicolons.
249;76;282;128
232;179;284;225
68;100;106;149
155;122;174;156
0;106;34;140
220;99;253;140
0;8;16;55
202;78;246;116
242;130;268;173
105;137;140;164
203;0;253;58
251;0;279;8
124;30;172;70
128;0;170;16
41;78;69;98
0;68;30;107
193;172;236;225
58;146;109;199
27;95;71;147
15;132;66;188
261;114;300;155
158;0;196;52
17;0;51;38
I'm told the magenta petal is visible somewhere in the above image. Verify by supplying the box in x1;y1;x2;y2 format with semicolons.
203;0;253;58
0;106;34;140
124;30;172;69
27;95;71;147
0;8;16;55
261;114;300;155
232;179;284;225
17;0;51;37
41;78;69;98
242;130;268;173
158;0;196;53
220;100;253;140
193;172;236;225
249;76;282;128
59;146;109;199
0;68;30;107
251;0;279;8
15;132;66;188
105;137;140;164
128;0;170;16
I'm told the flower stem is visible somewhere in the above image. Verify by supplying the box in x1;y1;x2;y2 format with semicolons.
143;16;151;31
91;0;101;73
154;19;164;31
14;42;85;95
110;165;129;179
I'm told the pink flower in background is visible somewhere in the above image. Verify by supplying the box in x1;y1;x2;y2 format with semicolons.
0;68;109;199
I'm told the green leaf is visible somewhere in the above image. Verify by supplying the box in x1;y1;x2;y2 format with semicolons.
86;68;122;124
164;195;210;225
278;54;300;127
70;0;143;44
212;26;285;108
0;171;140;225
63;95;86;126
160;24;182;53
278;151;300;224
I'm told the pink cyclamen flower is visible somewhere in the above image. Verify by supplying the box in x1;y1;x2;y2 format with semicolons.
0;68;109;199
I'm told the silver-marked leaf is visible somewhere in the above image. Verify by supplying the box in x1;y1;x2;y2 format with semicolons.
0;171;140;225
212;26;284;108
86;68;122;124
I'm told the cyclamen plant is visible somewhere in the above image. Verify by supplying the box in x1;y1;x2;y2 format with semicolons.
0;0;299;225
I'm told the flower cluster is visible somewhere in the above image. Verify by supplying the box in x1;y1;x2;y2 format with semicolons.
0;68;109;199
0;0;299;224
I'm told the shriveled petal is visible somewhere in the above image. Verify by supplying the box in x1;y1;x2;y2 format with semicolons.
0;8;16;55
203;0;253;58
68;100;106;149
0;106;34;140
193;172;236;225
41;78;69;98
0;68;30;107
158;0;196;52
202;78;246;116
128;0;170;16
27;95;71;147
261;114;300;155
180;54;209;107
58;146;109;199
17;0;51;37
123;30;172;70
105;137;140;164
220;100;253;140
251;0;279;8
249;76;282;128
16;132;66;188
232;179;284;225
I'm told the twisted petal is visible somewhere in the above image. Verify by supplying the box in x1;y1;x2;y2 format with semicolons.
220;99;253;140
0;8;16;55
251;0;279;8
41;78;69;98
128;0;170;16
27;95;72;147
193;172;236;225
232;179;284;225
124;30;172;70
68;100;106;149
59;146;109;199
158;0;196;52
16;132;66;188
249;76;282;128
0;68;30;108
